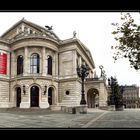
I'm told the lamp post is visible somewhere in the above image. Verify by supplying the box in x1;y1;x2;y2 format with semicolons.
77;64;89;105
108;76;116;105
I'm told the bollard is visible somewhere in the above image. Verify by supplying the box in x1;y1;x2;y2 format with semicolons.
72;107;76;114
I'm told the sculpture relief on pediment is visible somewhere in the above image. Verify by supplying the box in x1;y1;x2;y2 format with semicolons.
14;24;40;39
2;21;58;42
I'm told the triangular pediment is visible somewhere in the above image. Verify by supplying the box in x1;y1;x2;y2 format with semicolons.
1;19;60;41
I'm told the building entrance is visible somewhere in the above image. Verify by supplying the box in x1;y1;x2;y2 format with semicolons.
87;88;99;108
30;86;39;107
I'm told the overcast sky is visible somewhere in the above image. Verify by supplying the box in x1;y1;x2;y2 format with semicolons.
0;12;140;87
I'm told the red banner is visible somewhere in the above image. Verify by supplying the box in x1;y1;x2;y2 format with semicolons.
0;52;7;74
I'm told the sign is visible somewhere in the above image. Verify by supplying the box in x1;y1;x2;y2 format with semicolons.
0;52;7;74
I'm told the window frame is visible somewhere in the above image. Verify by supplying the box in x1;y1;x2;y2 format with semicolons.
30;53;40;74
17;55;23;75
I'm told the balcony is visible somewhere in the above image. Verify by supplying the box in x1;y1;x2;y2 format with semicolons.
13;73;43;79
28;73;43;77
86;78;100;81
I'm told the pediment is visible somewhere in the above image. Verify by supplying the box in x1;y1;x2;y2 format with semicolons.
1;19;59;42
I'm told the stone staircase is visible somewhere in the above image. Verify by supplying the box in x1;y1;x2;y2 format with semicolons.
0;107;54;113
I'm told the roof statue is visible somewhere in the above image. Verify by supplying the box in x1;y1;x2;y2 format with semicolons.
45;25;53;30
73;31;76;38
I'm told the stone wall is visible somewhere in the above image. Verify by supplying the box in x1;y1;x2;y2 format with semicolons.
59;79;81;106
0;80;10;107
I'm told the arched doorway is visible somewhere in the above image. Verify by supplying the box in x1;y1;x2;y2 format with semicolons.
48;87;54;105
30;86;39;107
87;88;99;108
16;87;21;107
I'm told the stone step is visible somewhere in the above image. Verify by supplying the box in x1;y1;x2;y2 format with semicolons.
0;107;52;112
61;100;79;103
60;104;80;107
60;102;80;105
62;98;79;101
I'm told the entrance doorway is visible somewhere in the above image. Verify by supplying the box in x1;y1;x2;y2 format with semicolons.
48;87;53;105
30;86;39;107
16;87;21;107
87;88;99;108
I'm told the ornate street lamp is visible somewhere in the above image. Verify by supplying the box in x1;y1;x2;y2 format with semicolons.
108;76;116;105
77;64;89;105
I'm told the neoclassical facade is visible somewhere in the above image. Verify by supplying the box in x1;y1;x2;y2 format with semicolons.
123;85;139;108
0;19;108;109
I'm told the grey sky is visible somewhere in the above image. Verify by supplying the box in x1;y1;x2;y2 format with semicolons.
0;12;140;87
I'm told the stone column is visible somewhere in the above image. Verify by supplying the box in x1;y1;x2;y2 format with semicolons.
55;52;58;77
40;86;49;108
91;71;93;78
42;47;46;76
11;51;16;78
78;56;82;66
73;50;77;75
7;52;10;78
89;70;93;78
20;85;30;108
52;53;56;77
24;47;28;76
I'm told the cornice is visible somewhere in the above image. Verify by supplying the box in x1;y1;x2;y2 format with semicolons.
10;35;59;46
10;76;59;82
0;39;10;45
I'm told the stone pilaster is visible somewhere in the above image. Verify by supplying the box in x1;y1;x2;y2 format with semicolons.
73;50;77;75
52;54;56;76
11;51;16;78
7;52;10;78
78;56;82;66
55;52;58;77
24;47;28;76
40;87;49;108
42;47;46;76
20;86;30;108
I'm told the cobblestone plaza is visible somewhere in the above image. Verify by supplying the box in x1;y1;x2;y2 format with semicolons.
0;109;140;128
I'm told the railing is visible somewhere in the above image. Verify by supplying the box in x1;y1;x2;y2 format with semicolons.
86;78;99;81
28;73;43;77
14;73;43;78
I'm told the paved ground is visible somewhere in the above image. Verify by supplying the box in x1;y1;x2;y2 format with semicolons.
0;108;140;128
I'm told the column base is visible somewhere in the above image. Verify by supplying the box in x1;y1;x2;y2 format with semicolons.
50;105;61;110
40;102;49;109
0;103;14;108
79;105;88;114
20;102;30;108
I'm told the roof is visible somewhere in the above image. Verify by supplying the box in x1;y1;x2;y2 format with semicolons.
1;18;60;41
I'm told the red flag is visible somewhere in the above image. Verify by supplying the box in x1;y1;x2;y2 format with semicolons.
0;52;7;74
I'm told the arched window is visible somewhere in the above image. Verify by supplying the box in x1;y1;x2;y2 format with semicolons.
46;55;52;75
17;55;23;75
30;53;40;73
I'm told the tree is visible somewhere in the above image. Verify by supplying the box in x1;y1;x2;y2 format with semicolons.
111;13;140;70
108;76;124;110
114;84;124;109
